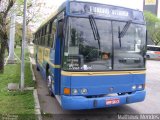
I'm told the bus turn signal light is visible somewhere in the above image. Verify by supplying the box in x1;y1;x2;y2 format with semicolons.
64;88;70;95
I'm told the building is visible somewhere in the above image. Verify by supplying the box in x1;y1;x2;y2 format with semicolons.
143;0;160;18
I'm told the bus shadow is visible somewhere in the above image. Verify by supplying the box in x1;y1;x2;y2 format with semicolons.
42;100;140;120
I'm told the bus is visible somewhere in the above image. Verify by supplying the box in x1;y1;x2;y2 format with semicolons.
146;45;160;59
33;0;147;110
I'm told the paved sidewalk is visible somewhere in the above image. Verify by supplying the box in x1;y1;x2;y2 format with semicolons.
33;65;58;114
28;45;57;114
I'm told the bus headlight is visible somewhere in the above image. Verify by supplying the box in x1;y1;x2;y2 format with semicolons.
132;85;137;90
72;89;78;95
138;85;143;89
81;88;88;94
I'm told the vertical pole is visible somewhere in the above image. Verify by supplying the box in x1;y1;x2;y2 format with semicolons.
20;0;27;90
8;5;16;63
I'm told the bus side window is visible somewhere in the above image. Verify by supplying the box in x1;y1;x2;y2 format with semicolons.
52;20;57;36
38;31;40;45
43;27;46;46
40;29;43;45
49;19;57;48
44;24;48;47
48;21;53;47
46;24;50;47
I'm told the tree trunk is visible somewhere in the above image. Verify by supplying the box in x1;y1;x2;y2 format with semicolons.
0;42;5;73
0;23;8;73
0;0;15;73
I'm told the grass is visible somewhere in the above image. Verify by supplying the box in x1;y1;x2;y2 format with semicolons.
0;47;35;115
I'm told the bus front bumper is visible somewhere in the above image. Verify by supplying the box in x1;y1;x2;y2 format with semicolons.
61;90;146;110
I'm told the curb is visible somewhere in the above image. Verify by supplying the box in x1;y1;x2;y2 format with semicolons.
33;89;42;120
29;57;36;81
28;46;42;120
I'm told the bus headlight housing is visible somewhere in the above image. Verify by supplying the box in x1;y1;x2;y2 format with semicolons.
72;89;78;95
132;85;137;90
138;85;143;89
64;88;70;95
81;88;88;94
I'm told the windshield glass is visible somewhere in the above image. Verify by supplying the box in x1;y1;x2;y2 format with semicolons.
113;21;146;70
63;17;112;71
62;17;146;71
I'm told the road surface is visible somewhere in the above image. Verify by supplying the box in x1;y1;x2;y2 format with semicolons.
33;60;160;120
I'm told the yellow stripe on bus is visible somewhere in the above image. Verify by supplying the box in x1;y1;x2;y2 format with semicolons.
61;70;146;76
45;59;61;68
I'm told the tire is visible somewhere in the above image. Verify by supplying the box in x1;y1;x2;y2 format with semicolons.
146;55;150;59
47;75;54;97
36;66;40;71
36;55;40;71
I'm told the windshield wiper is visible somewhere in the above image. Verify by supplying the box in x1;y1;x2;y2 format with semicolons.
119;20;132;38
89;15;101;50
118;20;132;47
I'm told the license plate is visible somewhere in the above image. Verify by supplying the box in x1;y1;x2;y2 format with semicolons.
106;99;120;105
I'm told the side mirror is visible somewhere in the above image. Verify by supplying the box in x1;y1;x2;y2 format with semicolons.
58;21;64;38
33;39;35;44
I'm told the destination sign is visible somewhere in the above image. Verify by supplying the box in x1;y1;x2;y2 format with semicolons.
88;6;129;17
69;2;144;22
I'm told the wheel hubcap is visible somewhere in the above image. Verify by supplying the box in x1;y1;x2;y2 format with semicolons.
47;75;52;89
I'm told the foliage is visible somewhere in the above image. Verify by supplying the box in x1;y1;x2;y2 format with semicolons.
0;0;44;73
144;11;160;23
14;22;32;47
144;11;160;45
16;0;45;26
14;0;45;44
151;25;160;45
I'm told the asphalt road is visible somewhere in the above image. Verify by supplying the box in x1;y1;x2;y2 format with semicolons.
33;60;160;120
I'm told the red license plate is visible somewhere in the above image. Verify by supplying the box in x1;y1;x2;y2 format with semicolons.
106;99;120;105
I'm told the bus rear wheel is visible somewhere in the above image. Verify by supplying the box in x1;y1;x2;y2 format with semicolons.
146;55;150;59
47;75;54;97
36;66;40;71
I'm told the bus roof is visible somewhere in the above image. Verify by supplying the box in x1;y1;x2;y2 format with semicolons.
35;0;144;34
69;0;142;12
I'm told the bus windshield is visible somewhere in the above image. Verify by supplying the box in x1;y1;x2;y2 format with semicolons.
63;17;146;71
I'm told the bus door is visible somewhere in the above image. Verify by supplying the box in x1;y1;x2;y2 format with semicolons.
53;17;64;95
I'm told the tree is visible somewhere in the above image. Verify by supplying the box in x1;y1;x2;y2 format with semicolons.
13;22;32;48
16;0;45;26
152;25;160;45
0;0;15;73
15;0;45;44
144;11;160;45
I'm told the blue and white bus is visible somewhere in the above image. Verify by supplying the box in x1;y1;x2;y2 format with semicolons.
34;0;147;110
